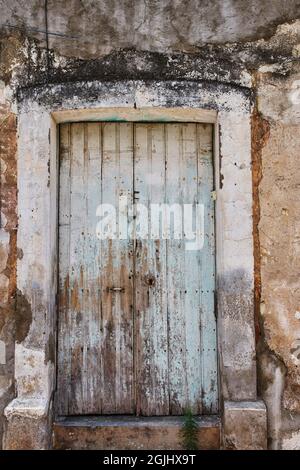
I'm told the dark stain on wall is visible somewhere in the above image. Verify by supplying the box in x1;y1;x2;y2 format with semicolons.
251;98;270;344
15;289;32;344
45;331;55;364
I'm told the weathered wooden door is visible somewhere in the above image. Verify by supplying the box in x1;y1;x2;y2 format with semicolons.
57;122;218;416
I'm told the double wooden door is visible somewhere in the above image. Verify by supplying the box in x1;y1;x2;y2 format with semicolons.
57;122;218;416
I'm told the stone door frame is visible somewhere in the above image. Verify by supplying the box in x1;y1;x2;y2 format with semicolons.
3;80;266;449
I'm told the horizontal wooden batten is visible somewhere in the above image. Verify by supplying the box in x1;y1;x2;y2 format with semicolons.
52;107;217;124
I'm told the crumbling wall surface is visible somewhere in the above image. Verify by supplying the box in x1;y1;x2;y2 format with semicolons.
0;81;17;446
0;0;300;449
256;65;300;450
1;0;300;57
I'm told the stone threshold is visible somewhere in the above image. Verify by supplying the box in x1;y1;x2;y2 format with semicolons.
53;415;220;450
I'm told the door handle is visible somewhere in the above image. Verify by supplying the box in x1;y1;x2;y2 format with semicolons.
107;287;125;292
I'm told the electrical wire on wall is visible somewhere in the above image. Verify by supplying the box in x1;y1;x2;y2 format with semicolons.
44;0;50;80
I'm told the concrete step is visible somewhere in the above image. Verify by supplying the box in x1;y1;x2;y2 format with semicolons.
53;415;220;450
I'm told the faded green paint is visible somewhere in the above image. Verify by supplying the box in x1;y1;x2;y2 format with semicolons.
57;122;218;416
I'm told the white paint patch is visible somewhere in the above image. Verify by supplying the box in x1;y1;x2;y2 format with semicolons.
4;397;48;419
0;212;7;228
15;343;53;398
258;64;284;74
282;430;300;450
292;44;300;57
0;340;5;365
0;274;9;305
262;356;285;450
295;311;300;320
0;229;10;271
0;80;15;111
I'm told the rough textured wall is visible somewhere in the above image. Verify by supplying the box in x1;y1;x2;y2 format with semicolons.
257;69;300;449
1;0;300;57
0;0;300;449
0;81;17;443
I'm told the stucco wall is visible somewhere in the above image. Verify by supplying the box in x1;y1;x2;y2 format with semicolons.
0;0;300;449
257;69;300;449
0;81;17;444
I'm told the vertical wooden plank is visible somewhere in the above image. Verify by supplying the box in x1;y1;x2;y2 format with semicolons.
57;123;71;415
181;123;203;414
166;123;208;414
165;123;187;414
117;122;134;413
197;123;218;413
68;123;86;414
81;122;102;413
134;123;169;416
101;122;134;414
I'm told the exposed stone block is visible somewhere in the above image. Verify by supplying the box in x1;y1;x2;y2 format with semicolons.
223;400;267;450
3;398;51;450
0;230;9;272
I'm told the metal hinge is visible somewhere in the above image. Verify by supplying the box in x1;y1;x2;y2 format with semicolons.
107;287;125;293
